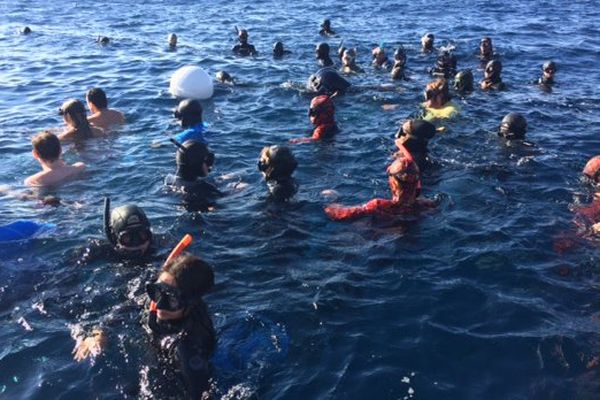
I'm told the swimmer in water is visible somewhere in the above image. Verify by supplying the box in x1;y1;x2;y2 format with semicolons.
21;26;32;35
480;59;506;90
215;70;234;84
24;131;86;187
422;78;459;121
430;49;457;78
273;41;291;58
97;36;110;45
573;157;600;236
498;113;527;141
395;119;436;171
479;37;495;63
74;252;217;399
338;46;346;62
308;68;351;96
168;33;177;48
173;99;210;144
319;19;335;36
421;33;435;53
324;143;436;221
258;145;298;201
290;95;339;144
538;60;557;85
340;48;364;74
232;29;257;56
316;42;334;67
372;46;391;69
453;69;474;95
86;88;126;130
104;199;154;259
57;99;105;141
391;46;408;80
165;140;222;211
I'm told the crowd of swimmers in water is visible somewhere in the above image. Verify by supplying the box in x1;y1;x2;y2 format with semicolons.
11;20;597;399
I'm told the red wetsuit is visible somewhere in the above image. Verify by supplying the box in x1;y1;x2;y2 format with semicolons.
325;198;435;221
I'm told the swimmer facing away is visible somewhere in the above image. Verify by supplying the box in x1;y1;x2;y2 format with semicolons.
173;99;211;144
86;88;126;130
290;95;339;144
316;42;334;67
391;47;408;81
421;78;460;121
319;19;335;36
395;119;437;171
325;144;436;221
168;33;177;48
232;28;257;56
74;250;217;399
273;41;291;58
24;131;86;187
57;99;105;141
258;145;298;202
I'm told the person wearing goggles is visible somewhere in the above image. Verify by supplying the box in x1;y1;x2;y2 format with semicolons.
480;59;506;91
290;95;339;144
258;145;298;201
232;28;257;56
453;69;474;95
538;60;557;85
172;98;211;145
391;46;408;81
340;48;364;74
479;37;495;63
372;46;391;70
104;198;153;258
395;119;436;171
324;144;436;221
498;113;528;141
421;33;435;53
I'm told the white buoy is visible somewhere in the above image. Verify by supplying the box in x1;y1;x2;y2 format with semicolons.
169;65;214;100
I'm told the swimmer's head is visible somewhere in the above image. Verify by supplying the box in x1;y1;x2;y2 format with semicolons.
485;59;502;80
32;131;61;163
394;46;407;66
372;46;386;63
433;51;457;78
316;42;330;59
309;94;335;126
321;19;331;30
175;139;215;181
342;48;356;67
86;87;108;112
238;29;248;42
542;60;556;79
173;99;203;128
395;119;435;156
156;254;214;306
480;37;493;56
108;204;152;256
59;99;89;129
424;78;451;106
215;70;233;84
97;36;110;45
168;33;177;47
273;41;284;57
258;145;297;181
583;156;600;183
499;113;527;140
454;69;474;93
21;26;32;35
421;33;434;51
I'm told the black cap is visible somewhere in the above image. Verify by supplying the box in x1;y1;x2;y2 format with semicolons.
499;113;527;139
109;205;151;241
176;140;214;180
543;60;556;71
258;145;297;181
174;99;203;128
454;69;474;92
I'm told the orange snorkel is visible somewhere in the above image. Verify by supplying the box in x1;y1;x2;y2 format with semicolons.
150;234;193;312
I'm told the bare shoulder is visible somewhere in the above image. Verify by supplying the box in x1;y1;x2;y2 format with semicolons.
92;126;107;137
25;171;47;186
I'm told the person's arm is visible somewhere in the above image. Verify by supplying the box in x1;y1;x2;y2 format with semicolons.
73;328;106;362
325;202;370;221
175;337;212;399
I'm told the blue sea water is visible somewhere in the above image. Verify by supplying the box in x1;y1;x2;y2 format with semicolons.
2;0;600;398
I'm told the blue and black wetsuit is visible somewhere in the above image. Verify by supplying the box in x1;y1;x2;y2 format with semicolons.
175;123;209;145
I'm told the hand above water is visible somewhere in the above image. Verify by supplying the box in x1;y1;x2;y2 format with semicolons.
73;329;106;362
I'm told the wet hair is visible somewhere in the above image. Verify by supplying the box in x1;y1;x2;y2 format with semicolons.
174;99;203;128
258;145;297;181
32;131;61;162
86;88;108;109
425;78;451;103
316;42;330;58
175;140;215;181
162;253;215;301
59;99;93;138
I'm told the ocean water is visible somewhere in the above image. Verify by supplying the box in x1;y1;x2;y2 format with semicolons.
2;0;600;398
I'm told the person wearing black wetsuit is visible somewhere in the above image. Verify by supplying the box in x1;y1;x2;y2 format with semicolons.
480;59;505;90
145;254;216;399
316;42;334;67
258;145;298;202
232;29;257;56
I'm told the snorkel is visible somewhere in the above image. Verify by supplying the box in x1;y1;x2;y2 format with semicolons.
103;197;113;245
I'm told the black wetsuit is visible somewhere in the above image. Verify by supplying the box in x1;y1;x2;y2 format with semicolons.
146;301;217;399
266;178;298;202
318;56;334;68
232;42;257;56
165;174;223;212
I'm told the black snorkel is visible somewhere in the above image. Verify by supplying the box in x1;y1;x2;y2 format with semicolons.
104;197;115;245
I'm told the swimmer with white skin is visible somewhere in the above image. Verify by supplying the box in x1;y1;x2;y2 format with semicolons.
86;88;126;130
57;99;105;141
421;33;435;53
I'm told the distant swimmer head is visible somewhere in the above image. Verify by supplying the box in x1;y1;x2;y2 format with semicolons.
97;36;110;45
316;42;330;59
485;59;502;80
215;70;234;84
309;94;335;126
59;99;90;132
432;50;457;78
273;41;284;57
583;156;600;183
480;36;493;56
21;26;32;35
104;198;152;256
238;29;249;42
499;112;527;140
394;46;407;66
424;78;451;107
542;60;556;83
342;48;356;66
258;145;297;181
175;139;215;180
168;33;178;47
421;33;434;52
308;68;350;96
387;151;421;201
321;19;331;30
173;98;203;128
372;46;386;64
454;69;474;93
